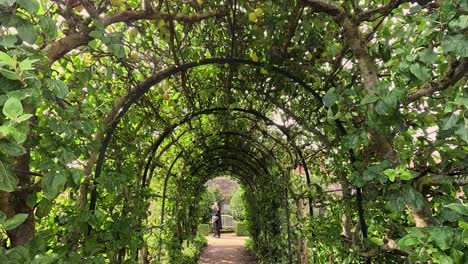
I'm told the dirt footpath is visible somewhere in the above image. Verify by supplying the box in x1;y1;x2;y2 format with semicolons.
198;233;257;264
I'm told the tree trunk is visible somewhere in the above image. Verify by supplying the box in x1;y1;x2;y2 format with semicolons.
2;149;35;246
138;246;149;264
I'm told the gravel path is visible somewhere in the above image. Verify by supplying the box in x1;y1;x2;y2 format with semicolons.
198;233;257;264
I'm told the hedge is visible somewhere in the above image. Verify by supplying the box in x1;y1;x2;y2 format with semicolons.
236;221;249;236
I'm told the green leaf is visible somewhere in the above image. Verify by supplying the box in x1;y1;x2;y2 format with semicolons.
383;93;398;110
384;169;396;182
15;114;33;123
0;142;26;156
46;79;69;99
390;192;405;212
410;63;431;82
428;227;453;250
41;171;68;199
442;113;460;130
110;44;125;58
399;169;416;181
361;95;379;105
2;97;23;120
0;51;14;67
25;193;37;209
17;21;37;44
444;203;468;216
16;0;39;13
375;100;390;115
454;118;468;144
442;34;468;56
403;185;425;210
418;49;438;65
3;213;28;230
398;234;421;248
432;253;454;264
11;129;26;144
0;35;17;48
450;248;464;264
18;59;38;72
0;68;19;80
369;237;384;246
462;229;468;245
0;0;16;7
38;15;57;39
449;15;468;30
36;199;52;218
323;88;338;107
0;160;17;192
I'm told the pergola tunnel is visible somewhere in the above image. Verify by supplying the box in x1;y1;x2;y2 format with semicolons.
1;1;467;264
89;61;324;263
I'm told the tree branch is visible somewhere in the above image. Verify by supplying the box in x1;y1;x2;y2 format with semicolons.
407;57;468;103
43;8;228;63
301;0;344;18
357;0;410;21
44;31;91;64
102;8;228;26
78;0;99;19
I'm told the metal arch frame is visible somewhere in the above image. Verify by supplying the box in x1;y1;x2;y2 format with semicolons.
142;115;296;186
140;107;305;188
145;129;296;188
91;56;325;212
134;107;314;214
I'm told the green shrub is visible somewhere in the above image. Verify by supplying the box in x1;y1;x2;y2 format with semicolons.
197;223;210;236
230;188;245;220
199;189;217;223
236;221;250;236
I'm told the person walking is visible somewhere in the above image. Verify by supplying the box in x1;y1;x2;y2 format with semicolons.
211;202;222;238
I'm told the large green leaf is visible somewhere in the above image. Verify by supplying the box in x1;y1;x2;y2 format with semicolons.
46;79;69;99
16;0;39;14
428;227;454;250
444;203;468;216
323;88;338;107
41;171;68;199
17;21;37;44
0;160;18;192
418;49;438;65
0;35;17;48
3;213;28;230
442;113;460;130
2;97;23;119
0;51;14;67
432;253;454;264
454;118;468;144
360;95;379;105
398;234;422;248
403;185;425;210
442;34;468;56
410;63;431;82
0;68;19;80
0;142;26;156
38;15;57;39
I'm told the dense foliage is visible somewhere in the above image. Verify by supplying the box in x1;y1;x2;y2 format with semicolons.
0;0;467;263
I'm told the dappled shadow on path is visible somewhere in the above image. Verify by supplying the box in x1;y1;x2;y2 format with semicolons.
198;233;257;264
